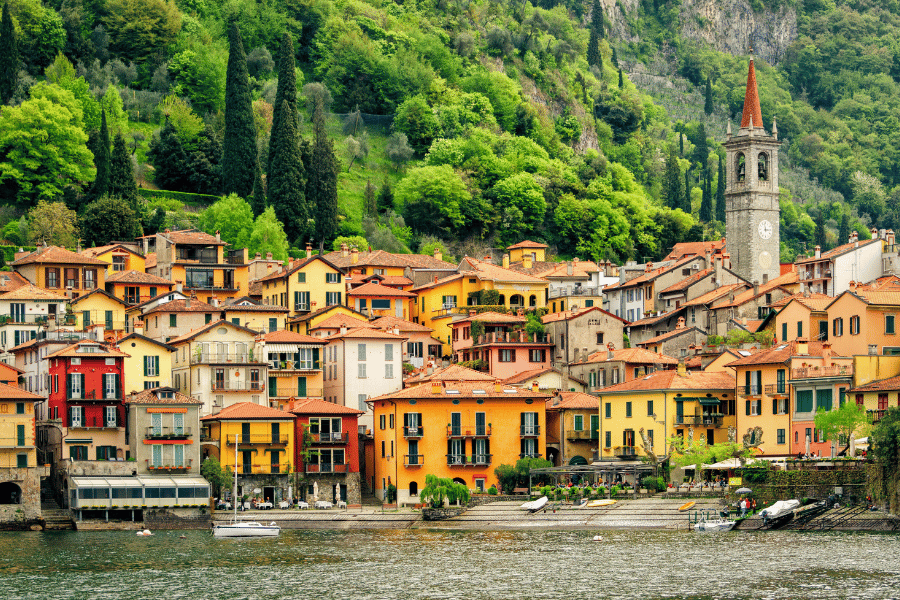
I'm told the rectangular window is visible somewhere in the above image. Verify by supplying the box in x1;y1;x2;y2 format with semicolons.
850;316;860;335
887;315;896;335
499;349;515;362
389;413;394;429
358;344;366;361
441;295;457;309
385;344;393;361
573;414;583;431
796;390;814;413
777;429;786;445
605;431;611;448
83;269;96;290
781;322;787;342
325;291;341;305
152;444;162;467
379;414;386;430
815;388;833;411
605;403;611;419
169;314;177;328
647;400;654;416
46;268;59;288
325;273;340;284
104;406;117;427
625;402;632;417
104;373;118;399
358;363;366;378
69;374;84;399
359;394;368;411
797;321;803;337
529;349;546;362
17;453;27;468
144;356;160;377
385;363;394;378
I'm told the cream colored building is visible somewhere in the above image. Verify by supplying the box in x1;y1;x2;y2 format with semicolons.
116;332;175;395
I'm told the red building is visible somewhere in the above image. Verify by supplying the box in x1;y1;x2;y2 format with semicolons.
47;341;128;460
287;397;364;507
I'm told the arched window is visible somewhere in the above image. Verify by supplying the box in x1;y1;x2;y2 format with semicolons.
498;295;506;305
452;477;466;486
736;153;746;183
510;294;524;307
0;482;22;504
529;295;537;307
409;481;418;496
758;152;768;181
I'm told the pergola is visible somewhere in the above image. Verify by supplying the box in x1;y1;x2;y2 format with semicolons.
528;462;656;490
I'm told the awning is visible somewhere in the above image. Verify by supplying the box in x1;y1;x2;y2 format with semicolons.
65;439;93;444
699;398;720;406
675;397;720;405
264;344;305;353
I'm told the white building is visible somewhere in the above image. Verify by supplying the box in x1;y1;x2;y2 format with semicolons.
0;283;69;362
323;327;406;431
796;233;883;296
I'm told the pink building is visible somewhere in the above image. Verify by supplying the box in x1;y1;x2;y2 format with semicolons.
451;311;553;380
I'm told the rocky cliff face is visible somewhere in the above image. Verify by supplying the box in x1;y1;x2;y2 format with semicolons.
679;0;798;64
600;0;640;43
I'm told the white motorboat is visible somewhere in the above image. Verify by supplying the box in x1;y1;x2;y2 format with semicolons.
693;518;736;532
520;496;549;512
759;499;801;528
213;434;281;538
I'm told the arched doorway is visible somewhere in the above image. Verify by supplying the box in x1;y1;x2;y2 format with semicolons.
569;456;588;466
0;482;22;504
452;478;466;486
409;481;418;496
529;295;537;307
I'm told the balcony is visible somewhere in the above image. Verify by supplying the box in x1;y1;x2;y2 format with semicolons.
614;446;637;459
764;384;788;396
192;353;264;365
0;314;52;326
444;454;493;467
446;454;466;466
675;415;724;427
446;425;492;438
70;417;119;429
869;409;886;423
225;434;289;445
304;462;349;474
403;426;424;438
473;332;550;346
470;453;492;466
270;387;323;399
520;425;540;437
738;385;761;398
211;382;265;392
268;359;320;372
791;365;853;379
146;459;193;473
566;430;600;441
145;427;192;440
310;432;349;444
404;454;424;467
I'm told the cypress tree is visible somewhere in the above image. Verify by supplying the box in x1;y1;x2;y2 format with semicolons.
587;27;600;68
0;2;17;105
679;130;684;157
838;212;850;245
815;211;827;250
704;77;714;116
309;99;338;246
378;180;394;215
611;46;618;67
108;133;138;206
92;110;111;198
664;146;682;210
252;167;266;217
700;167;712;222
363;179;377;218
715;155;726;222
268;33;298;177
268;100;306;241
618;68;624;88
222;22;257;199
683;170;692;213
591;0;604;39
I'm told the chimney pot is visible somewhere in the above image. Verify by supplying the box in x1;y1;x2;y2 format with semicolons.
814;245;821;259
431;382;441;394
502;254;510;269
341;243;349;258
531;381;539;392
433;247;442;262
494;381;501;392
216;230;221;242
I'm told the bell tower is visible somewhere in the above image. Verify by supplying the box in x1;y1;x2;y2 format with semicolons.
725;56;781;285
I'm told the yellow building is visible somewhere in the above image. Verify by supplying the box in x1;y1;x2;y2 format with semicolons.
11;244;107;300
116;332;175;395
222;297;289;333
105;270;174;305
369;379;548;503
70;289;129;333
200;402;295;505
507;240;547;264
851;354;900;388
772;295;831;344
256;255;346;320
0;383;44;524
847;374;900;425
411;257;549;354
80;244;146;275
545;392;599;466
288;305;369;335
826;287;900;357
596;366;736;461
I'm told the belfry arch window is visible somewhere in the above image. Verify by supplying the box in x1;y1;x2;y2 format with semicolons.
736;153;746;183
758;152;769;181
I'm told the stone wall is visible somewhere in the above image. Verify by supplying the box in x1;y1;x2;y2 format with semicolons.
0;467;41;526
302;472;361;506
144;508;211;530
422;507;466;521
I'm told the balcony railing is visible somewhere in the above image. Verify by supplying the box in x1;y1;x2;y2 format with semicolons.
520;425;540;437
225;434;289;445
268;359;319;371
446;454;466;466
269;387;323;399
304;462;349;474
404;454;424;467
192;353;263;365
474;332;550;346
549;286;600;298
446;425;492;438
145;427;192;439
146;459;192;473
403;426;424;438
310;432;349;444
211;382;265;392
738;385;761;397
869;409;886;423
70;416;120;429
791;365;854;379
675;415;724;427
444;454;493;467
566;430;600;441
764;384;788;396
614;446;636;459
0;314;53;325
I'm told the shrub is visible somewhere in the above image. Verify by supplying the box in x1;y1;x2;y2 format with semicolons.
487;486;498;496
642;476;659;491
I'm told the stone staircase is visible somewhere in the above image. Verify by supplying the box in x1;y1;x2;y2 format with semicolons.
41;500;75;531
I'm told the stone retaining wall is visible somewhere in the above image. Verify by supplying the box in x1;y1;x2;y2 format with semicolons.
144;508;211;530
468;495;527;506
422;507;466;521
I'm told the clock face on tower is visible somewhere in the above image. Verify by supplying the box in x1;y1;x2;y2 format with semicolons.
758;219;773;240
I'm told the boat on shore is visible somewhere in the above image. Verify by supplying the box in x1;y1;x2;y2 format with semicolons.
693;518;736;533
520;496;549;513
213;434;281;539
759;499;801;529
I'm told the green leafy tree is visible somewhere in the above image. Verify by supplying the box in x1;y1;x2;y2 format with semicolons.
268;99;307;241
397;165;469;237
103;0;181;63
378;180;395;215
870;408;900;506
420;474;471;508
198;193;254;250
91;110;111;198
27;200;78;246
715;155;726;222
268;33;298;177
663;146;682;209
201;456;233;499
0;2;19;105
80;195;141;246
108;133;138;207
222;22;257;199
6;0;64;71
814;401;869;455
704;77;713;116
99;85;128;137
249;206;289;261
51;61;100;131
309;99;338;246
394;95;440;155
0;82;94;206
492;172;546;245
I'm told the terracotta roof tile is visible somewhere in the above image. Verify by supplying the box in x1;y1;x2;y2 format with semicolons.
70;288;129;306
260;330;325;344
145;253;157;269
627;309;683;328
310;314;373;331
106;269;173;285
369;315;433;332
12;245;107;266
404;364;496;385
770;293;831;310
638;326;700;347
795;237;881;264
201;401;295;421
849;374;900;393
0;282;67;301
599;369;735;393
161;229;226;246
167;319;259;345
852;290;900;306
659;269;713;294
0;272;28;294
541;306;627;325
222;298;289;312
453;311;526;325
574;347;679;366
46;341;128;359
322;249;456;270
326;327;406;341
546;391;598;410
143;298;217;315
287;305;369;326
410;273;466;292
503;367;587;387
116;333;176;351
663;240;726;262
287;397;364;415
457;257;549;284
126;387;201;405
602;256;698;291
741;58;764;130
347;281;416;298
369;380;548;401
0;382;42;400
81;244;144;259
684;284;748;307
724;340;829;367
506;240;549;250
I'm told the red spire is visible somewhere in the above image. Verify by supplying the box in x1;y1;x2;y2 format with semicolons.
740;58;764;130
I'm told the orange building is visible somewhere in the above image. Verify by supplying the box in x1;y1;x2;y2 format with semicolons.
450;311;552;380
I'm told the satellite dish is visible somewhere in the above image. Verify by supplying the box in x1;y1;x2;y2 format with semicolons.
253;488;261;494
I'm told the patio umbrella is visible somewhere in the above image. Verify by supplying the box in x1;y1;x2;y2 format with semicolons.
313;481;319;502
735;487;752;494
805;433;811;456
335;483;340;503
849;436;856;457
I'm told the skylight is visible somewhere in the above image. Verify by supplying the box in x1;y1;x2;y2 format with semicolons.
446;389;460;394
738;350;751;356
473;390;486;394
503;389;518;393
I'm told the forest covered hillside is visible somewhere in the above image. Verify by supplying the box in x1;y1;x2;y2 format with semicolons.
0;0;896;264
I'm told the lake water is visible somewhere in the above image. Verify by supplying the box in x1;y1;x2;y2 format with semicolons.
0;528;898;599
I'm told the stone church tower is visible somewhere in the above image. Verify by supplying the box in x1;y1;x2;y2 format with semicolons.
724;57;781;285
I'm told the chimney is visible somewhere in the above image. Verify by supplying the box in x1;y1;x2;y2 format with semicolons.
185;296;192;309
494;381;502;393
351;247;359;264
211;297;219;307
176;282;183;293
433;247;442;262
431;381;442;394
340;324;348;334
677;359;687;376
524;254;533;269
676;316;685;329
216;230;221;242
645;262;653;273
607;348;614;361
433;275;439;283
255;252;262;260
871;227;879;240
341;243;349;258
753;281;759;296
796;338;809;356
531;381;539;393
814;245;821;259
133;319;144;335
502;254;509;269
468;309;476;317
888;230;896;246
573;348;579;363
266;252;273;261
306;242;312;258
267;263;273;272
849;280;856;291
566;262;573;276
822;341;832;365
869;344;878;356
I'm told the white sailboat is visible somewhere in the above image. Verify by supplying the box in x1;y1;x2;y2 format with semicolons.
212;434;281;538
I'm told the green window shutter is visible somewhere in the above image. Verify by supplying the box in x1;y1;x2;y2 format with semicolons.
143;356;149;377
745;370;751;393
298;272;306;283
66;374;72;400
115;374;120;399
105;311;113;329
781;323;787;341
205;314;212;324
269;318;277;332
17;424;25;446
232;318;240;325
170;314;176;327
312;348;320;370
268;376;277;397
83;311;91;327
745;400;751;416
298;377;307;397
772;398;778;414
150;287;157;297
